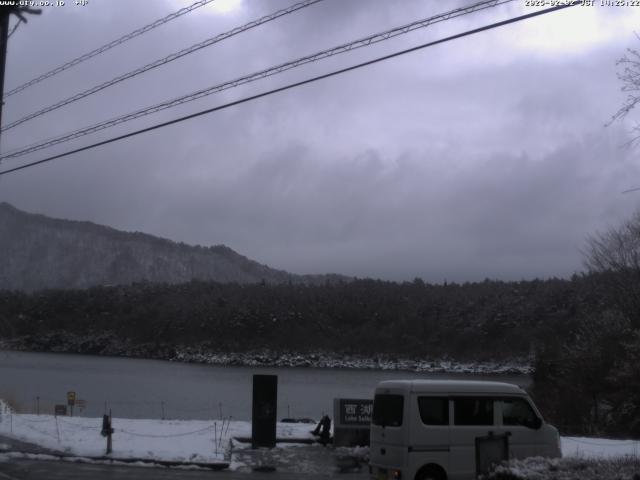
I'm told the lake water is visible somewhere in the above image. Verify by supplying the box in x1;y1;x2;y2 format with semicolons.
0;350;530;421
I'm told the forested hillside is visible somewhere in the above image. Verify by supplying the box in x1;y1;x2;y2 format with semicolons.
0;203;345;290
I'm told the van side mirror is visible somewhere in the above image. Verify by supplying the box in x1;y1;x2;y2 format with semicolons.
522;416;542;429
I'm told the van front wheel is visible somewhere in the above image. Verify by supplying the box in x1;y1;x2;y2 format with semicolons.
415;464;446;480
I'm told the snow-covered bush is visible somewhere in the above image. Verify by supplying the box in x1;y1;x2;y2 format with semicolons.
484;456;640;480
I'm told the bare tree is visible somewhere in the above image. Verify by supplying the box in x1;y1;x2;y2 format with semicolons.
584;211;640;327
610;38;640;143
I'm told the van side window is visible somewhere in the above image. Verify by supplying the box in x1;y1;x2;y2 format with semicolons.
453;397;494;425
418;397;449;425
372;394;404;427
502;398;538;428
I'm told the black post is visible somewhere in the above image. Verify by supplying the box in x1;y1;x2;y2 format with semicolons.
107;409;112;454
251;374;277;448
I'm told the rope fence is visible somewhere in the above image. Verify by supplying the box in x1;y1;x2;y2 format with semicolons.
2;403;236;456
117;425;215;438
5;396;312;422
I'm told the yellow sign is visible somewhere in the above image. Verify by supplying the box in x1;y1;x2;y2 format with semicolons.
67;391;76;405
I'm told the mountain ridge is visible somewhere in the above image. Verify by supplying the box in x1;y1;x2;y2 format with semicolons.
0;202;347;291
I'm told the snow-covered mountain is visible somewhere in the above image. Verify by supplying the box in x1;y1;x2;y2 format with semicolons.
0;202;344;291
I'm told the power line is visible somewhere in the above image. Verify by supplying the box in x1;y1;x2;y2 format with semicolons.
0;1;580;178
0;0;324;133
3;0;217;99
0;0;515;159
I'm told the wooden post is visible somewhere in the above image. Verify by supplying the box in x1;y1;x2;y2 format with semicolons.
54;415;60;443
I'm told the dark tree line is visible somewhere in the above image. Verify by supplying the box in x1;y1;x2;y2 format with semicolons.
531;213;640;438
0;275;599;361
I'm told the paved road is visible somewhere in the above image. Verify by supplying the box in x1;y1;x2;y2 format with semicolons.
0;458;368;479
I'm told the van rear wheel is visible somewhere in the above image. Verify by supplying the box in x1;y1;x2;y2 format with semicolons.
415;465;446;480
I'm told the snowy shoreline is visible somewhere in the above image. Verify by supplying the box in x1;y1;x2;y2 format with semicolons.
0;338;532;375
170;349;533;375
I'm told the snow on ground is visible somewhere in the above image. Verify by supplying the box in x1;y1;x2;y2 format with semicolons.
479;436;640;479
229;441;343;473
562;436;640;458
2;398;639;473
0;399;315;465
487;456;640;480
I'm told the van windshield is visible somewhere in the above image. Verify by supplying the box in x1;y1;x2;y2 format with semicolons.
372;394;403;427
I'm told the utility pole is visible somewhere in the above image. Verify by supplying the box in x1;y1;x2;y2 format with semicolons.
0;6;41;148
0;7;11;132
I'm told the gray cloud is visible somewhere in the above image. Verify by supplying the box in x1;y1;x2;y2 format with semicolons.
1;0;639;282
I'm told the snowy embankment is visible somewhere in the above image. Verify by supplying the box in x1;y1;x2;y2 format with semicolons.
482;438;640;479
171;349;533;374
561;437;640;459
0;399;314;467
0;337;532;374
485;456;640;480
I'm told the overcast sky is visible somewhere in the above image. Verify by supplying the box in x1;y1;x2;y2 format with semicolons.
1;0;640;282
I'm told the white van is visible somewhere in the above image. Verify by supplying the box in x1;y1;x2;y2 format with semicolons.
369;380;561;480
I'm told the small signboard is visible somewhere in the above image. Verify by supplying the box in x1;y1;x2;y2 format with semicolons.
334;398;373;447
54;405;67;416
67;391;76;406
76;399;87;410
338;399;373;426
